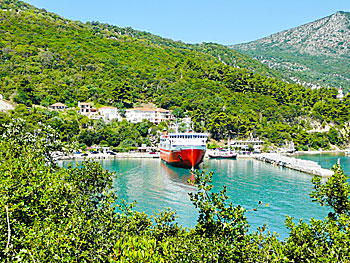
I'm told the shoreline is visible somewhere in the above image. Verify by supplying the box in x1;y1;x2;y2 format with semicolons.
58;149;348;161
59;152;160;160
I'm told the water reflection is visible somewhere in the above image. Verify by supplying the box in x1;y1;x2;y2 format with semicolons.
159;161;195;186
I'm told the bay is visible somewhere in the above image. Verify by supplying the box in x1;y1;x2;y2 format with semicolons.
59;154;348;239
296;152;350;171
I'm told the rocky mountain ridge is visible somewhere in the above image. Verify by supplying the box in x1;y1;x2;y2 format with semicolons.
231;11;350;91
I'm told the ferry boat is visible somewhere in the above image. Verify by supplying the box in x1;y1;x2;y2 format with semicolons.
159;128;208;169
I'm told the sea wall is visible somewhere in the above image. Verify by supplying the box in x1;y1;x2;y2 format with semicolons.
254;153;334;177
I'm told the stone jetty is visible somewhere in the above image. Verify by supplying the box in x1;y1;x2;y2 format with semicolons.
254;153;334;177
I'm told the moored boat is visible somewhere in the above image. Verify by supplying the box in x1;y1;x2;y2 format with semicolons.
208;137;237;159
208;150;237;159
159;128;208;169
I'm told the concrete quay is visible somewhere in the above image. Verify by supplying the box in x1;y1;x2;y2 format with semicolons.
254;153;334;177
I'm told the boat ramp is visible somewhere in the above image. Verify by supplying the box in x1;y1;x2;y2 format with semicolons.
254;153;334;177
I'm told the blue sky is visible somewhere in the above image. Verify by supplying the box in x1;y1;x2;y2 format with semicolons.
25;0;350;45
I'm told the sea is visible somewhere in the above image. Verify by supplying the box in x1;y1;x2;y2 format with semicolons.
59;153;350;240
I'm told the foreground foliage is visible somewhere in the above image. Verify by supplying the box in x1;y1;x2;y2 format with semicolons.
1;121;350;262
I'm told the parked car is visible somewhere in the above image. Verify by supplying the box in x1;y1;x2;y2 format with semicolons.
91;151;99;154
106;151;116;155
81;153;88;157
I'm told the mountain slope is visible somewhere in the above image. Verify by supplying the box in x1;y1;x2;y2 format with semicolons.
231;11;350;91
0;0;287;81
85;22;287;81
1;0;350;150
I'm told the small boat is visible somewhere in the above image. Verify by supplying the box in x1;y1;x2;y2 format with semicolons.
208;150;237;159
208;137;237;159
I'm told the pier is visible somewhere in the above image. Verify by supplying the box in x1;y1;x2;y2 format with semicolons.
254;153;334;177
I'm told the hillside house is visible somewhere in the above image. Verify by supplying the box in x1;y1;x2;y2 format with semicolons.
78;101;99;119
98;106;122;122
337;87;344;100
78;102;97;114
0;95;15;112
126;107;174;124
49;102;68;111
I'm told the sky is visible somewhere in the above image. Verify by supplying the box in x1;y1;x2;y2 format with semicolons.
24;0;350;45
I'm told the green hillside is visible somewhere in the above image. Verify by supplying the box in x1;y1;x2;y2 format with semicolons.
231;11;350;92
87;22;287;81
0;0;350;150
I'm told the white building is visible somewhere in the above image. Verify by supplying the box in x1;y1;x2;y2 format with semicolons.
49;102;68;111
230;139;264;152
78;101;100;119
155;108;174;123
98;106;122;122
0;95;15;112
78;102;95;114
337;87;344;100
126;107;174;124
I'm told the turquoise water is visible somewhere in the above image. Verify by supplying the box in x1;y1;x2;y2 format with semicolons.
296;152;350;171
60;155;349;239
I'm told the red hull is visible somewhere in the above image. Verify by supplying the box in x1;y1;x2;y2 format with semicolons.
160;148;206;169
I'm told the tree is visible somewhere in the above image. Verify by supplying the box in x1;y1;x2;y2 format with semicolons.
283;165;350;261
38;50;54;67
172;107;185;119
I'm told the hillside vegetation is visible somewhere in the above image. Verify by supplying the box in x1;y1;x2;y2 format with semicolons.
231;11;350;92
0;0;350;151
89;22;287;81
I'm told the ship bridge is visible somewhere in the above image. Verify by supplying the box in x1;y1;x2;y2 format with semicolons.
167;133;208;146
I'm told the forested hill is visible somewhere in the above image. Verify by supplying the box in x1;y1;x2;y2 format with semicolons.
231;11;350;92
1;0;350;150
87;22;287;81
